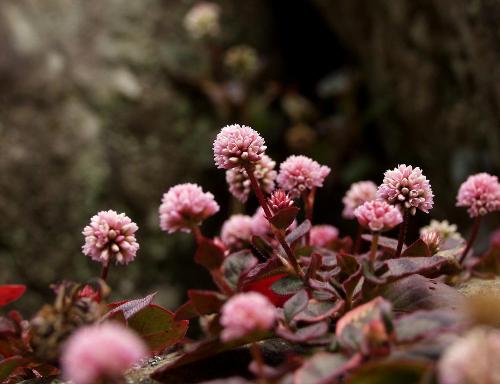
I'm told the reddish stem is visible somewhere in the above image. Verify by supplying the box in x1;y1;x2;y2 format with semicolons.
353;223;363;254
302;189;316;245
100;260;110;281
192;225;204;244
459;216;482;265
370;232;380;264
250;342;265;380
244;163;304;279
395;209;410;257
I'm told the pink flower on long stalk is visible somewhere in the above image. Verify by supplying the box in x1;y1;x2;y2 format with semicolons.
354;200;403;233
221;214;254;249
310;225;339;248
213;124;267;169
277;155;331;199
456;173;500;218
377;164;434;215
159;183;219;233
342;181;377;219
220;292;276;342
82;210;139;265
61;323;148;384
226;154;276;202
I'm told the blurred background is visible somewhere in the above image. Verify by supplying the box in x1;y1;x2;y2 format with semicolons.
1;0;499;314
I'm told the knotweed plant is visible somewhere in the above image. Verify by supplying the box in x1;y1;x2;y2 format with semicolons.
1;123;499;384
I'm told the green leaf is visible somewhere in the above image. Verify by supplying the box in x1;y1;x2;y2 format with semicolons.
194;238;225;270
269;206;300;230
284;289;309;323
0;356;28;381
271;275;304;295
294;352;348;384
128;305;188;354
347;360;431;384
222;250;258;289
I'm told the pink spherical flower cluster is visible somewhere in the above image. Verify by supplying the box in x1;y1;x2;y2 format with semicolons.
226;154;276;202
220;292;276;342
456;173;500;218
61;322;148;384
377;164;434;215
277;155;331;199
354;200;403;232
438;327;500;384
221;214;255;249
310;225;339;248
213;124;267;169
342;181;377;219
82;210;139;266
159;183;219;233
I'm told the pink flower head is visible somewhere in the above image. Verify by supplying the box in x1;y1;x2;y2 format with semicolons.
456;173;500;218
377;164;434;215
438;327;500;384
268;189;294;215
226;154;276;202
310;225;339;248
213;124;267;169
342;181;377;219
82;210;139;265
354;200;403;232
61;322;148;384
159;183;219;233
220;292;276;342
277;155;331;199
221;214;254;249
251;207;271;237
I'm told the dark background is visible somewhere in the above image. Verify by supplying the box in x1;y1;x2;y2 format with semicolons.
1;0;499;314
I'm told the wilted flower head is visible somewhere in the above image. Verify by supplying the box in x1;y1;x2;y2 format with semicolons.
61;322;148;384
354;200;403;232
438;327;500;384
377;164;434;215
277;155;331;199
310;225;339;248
159;183;219;233
226;154;276;202
82;210;139;265
221;214;254;249
220;292;276;342
183;2;220;39
213;124;267;170
268;189;294;215
420;220;463;243
420;230;441;254
342;181;377;219
224;45;259;78
456;173;500;218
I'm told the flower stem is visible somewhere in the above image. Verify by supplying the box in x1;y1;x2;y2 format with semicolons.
100;260;110;281
244;163;304;279
250;342;265;380
395;209;410;257
459;216;482;265
370;232;380;263
192;225;204;244
302;189;316;245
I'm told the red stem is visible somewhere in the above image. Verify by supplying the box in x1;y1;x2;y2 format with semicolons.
302;189;316;245
459;216;482;265
250;342;265;380
244;163;304;279
100;260;110;281
353;223;363;254
395;209;410;257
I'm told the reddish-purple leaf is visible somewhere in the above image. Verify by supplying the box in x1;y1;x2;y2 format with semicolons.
286;220;311;245
346;360;431;384
362;235;399;252
394;309;461;343
401;239;431;257
222;250;258;290
271;275;304;296
294;352;348;384
0;286;26;308
105;292;157;320
194;237;225;270
174;300;198;321
277;321;329;343
188;290;226;316
381;256;451;280
269;206;300;230
294;299;344;323
284;289;309;323
127;304;188;354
